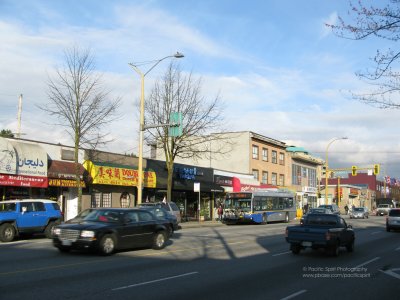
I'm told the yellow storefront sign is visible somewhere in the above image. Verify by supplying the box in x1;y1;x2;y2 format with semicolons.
48;179;86;188
83;160;156;188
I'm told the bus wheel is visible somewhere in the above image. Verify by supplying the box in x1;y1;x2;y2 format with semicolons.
262;214;267;225
285;213;289;223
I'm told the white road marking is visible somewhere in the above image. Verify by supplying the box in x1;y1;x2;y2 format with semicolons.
380;268;400;280
371;231;382;235
280;289;307;300
111;272;199;291
354;257;380;268
273;251;291;257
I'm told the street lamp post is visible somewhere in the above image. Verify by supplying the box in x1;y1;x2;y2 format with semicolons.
325;137;348;204
129;52;184;205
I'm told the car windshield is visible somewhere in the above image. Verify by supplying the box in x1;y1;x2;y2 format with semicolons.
354;208;364;212
84;210;122;223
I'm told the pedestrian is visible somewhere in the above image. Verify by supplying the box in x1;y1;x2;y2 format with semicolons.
344;205;349;215
217;204;223;221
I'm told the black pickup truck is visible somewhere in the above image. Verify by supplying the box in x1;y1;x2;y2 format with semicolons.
285;214;354;256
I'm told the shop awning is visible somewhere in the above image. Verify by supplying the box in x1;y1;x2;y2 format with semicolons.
47;160;87;188
48;160;86;179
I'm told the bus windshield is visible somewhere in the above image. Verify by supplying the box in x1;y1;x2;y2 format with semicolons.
225;197;252;212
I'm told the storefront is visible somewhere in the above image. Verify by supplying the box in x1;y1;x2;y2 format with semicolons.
47;160;88;220
147;160;224;221
83;160;157;210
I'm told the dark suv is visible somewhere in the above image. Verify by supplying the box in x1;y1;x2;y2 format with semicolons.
0;199;62;242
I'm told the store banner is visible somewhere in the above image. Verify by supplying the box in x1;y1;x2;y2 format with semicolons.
83;160;156;188
0;174;48;187
0;138;48;177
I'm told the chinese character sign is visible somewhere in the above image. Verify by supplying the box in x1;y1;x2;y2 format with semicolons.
83;160;156;187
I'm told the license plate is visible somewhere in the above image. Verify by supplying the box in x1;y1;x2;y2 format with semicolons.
61;240;72;246
302;241;312;247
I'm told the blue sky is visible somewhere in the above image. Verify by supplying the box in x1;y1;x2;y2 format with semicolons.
1;0;399;179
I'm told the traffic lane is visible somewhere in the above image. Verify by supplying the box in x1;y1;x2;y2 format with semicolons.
287;232;400;300
0;220;395;300
123;228;400;300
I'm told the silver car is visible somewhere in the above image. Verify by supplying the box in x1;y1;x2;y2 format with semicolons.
349;207;369;219
386;208;400;232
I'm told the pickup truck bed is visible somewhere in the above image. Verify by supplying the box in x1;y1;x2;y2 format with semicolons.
285;214;355;256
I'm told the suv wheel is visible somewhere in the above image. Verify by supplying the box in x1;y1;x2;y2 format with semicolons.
45;221;56;239
0;223;15;242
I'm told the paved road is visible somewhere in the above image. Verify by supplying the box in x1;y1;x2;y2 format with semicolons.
0;216;399;299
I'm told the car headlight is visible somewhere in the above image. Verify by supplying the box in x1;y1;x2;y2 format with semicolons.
80;230;95;238
53;228;61;235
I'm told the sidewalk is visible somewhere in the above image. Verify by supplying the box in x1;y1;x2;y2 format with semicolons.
179;220;224;229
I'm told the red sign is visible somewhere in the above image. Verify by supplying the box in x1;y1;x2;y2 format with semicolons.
0;174;48;188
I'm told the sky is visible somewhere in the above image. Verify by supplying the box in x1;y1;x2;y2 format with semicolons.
0;0;399;180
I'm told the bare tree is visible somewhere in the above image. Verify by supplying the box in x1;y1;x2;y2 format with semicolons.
327;0;400;108
144;62;231;202
43;46;121;211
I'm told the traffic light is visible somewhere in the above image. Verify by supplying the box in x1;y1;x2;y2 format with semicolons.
351;166;357;176
373;164;380;175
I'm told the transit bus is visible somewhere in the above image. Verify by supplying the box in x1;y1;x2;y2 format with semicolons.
223;190;296;224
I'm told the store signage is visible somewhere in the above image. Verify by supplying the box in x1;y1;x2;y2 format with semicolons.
0;174;48;188
48;179;86;188
83;160;156;187
215;175;233;186
175;167;201;180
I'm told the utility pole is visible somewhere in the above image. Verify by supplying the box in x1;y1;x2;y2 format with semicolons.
17;94;23;138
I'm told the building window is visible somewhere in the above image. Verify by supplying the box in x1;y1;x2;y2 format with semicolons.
91;192;112;208
272;150;277;164
279;174;285;186
252;169;259;180
262;148;268;161
279;152;285;165
252;145;259;159
262;171;268;184
272;173;277;185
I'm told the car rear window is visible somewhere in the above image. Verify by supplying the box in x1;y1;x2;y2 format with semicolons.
305;215;338;225
169;202;180;212
389;209;400;216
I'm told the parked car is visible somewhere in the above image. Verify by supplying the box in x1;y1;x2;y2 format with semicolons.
300;208;332;225
138;206;179;236
377;204;391;216
52;208;170;255
318;204;340;215
349;207;369;219
139;201;181;223
386;208;400;232
0;199;62;242
286;213;354;256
